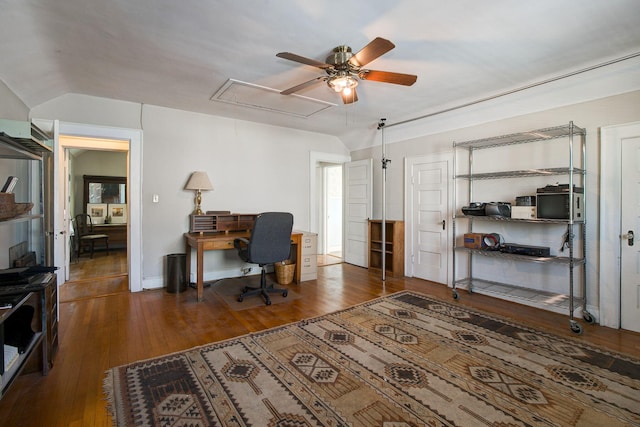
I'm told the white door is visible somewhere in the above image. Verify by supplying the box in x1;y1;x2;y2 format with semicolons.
406;155;449;283
621;135;640;332
343;159;372;267
600;121;640;331
52;121;68;285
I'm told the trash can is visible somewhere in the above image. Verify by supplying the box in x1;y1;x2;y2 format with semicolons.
166;253;187;293
274;260;295;285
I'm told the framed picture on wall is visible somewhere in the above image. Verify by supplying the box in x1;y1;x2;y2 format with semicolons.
108;204;127;224
87;203;107;224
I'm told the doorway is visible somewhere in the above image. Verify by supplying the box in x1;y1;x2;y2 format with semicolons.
67;148;128;281
309;152;351;267
62;143;129;300
320;164;343;266
53;121;143;293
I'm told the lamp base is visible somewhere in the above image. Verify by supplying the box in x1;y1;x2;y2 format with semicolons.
192;190;204;215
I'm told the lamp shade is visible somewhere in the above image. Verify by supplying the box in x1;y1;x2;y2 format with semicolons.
185;171;213;191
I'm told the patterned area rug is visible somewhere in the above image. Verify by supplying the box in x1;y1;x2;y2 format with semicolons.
104;291;640;426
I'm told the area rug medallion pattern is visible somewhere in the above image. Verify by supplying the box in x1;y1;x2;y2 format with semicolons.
104;291;640;426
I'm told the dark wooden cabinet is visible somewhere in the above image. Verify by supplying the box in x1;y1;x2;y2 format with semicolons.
93;224;127;248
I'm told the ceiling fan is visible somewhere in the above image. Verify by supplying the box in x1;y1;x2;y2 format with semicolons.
277;37;417;104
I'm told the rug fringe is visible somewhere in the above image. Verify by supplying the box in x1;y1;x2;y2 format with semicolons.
103;368;123;426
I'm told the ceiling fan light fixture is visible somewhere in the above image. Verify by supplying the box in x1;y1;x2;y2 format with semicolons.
278;37;417;105
328;75;358;93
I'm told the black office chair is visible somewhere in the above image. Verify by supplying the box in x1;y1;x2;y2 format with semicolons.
234;212;294;305
75;213;110;259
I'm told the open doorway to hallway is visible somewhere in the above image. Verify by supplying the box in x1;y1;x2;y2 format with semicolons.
319;164;343;267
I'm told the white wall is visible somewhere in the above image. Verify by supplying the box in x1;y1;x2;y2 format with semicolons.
30;95;349;287
0;80;28;120
351;89;640;315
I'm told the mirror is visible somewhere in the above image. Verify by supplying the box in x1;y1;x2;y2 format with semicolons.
84;175;126;205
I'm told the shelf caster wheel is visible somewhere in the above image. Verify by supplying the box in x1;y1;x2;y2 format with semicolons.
583;311;595;324
570;321;583;335
452;290;459;300
282;291;288;298
237;296;243;302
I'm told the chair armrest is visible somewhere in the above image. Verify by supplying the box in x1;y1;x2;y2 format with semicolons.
233;237;249;251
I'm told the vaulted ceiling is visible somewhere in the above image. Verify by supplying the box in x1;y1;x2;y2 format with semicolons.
1;0;639;150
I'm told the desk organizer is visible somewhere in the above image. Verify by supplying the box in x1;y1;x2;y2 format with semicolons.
189;213;257;233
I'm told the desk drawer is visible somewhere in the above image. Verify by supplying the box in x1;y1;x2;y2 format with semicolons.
202;239;235;250
300;255;317;281
300;255;317;273
301;234;317;255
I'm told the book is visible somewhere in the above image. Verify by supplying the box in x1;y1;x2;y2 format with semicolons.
1;176;18;193
4;344;19;371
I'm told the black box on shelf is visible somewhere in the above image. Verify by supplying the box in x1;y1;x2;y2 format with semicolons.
501;243;550;257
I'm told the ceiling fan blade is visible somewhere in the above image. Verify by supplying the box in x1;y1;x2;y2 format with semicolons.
341;88;358;104
280;76;326;95
276;52;332;69
349;37;395;67
359;70;417;86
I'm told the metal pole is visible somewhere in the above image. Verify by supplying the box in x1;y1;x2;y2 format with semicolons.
378;118;388;282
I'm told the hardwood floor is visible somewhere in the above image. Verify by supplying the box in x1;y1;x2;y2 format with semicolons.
317;253;343;266
68;248;128;282
62;249;128;303
1;261;639;426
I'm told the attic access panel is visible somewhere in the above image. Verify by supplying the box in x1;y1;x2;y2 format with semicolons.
211;79;335;118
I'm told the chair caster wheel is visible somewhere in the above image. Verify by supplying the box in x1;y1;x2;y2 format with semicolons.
266;300;272;306
282;291;288;297
570;321;583;335
238;297;243;302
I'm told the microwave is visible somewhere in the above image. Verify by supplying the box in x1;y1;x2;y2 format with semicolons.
536;192;583;221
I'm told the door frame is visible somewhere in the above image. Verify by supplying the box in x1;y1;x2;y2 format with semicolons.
599;121;640;328
404;152;453;283
55;122;143;292
309;151;351;242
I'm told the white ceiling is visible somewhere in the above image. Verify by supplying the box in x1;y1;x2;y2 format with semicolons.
2;0;639;150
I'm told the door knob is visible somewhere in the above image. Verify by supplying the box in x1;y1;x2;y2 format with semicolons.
621;230;634;246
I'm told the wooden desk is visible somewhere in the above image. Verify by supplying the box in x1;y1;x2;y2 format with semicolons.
94;224;127;249
184;231;303;302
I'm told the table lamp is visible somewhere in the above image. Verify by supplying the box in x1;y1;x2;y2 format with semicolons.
185;171;213;215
